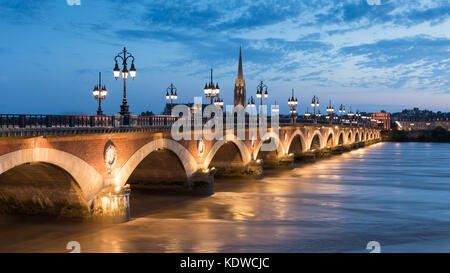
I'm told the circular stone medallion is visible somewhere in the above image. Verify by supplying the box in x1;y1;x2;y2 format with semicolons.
104;141;117;173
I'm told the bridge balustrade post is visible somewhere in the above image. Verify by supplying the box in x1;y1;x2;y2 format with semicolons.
130;115;138;127
18;115;25;128
69;116;75;127
90;116;95;127
45;115;50;128
112;115;121;127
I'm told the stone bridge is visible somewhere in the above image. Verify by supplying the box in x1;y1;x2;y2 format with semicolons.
0;123;380;218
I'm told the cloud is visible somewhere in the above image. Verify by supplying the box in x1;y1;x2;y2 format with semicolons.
340;35;450;68
339;35;450;91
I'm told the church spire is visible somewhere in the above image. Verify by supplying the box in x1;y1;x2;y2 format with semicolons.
234;46;246;107
238;45;243;81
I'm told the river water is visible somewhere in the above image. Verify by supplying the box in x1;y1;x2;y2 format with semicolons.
1;142;450;253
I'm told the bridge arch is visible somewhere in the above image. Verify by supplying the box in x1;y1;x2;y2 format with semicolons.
308;130;323;151
286;130;307;155
337;132;345;146
347;131;352;143
203;135;251;169
0;148;102;204
0;148;103;216
324;131;334;148
116;138;198;188
355;132;360;142
254;131;285;161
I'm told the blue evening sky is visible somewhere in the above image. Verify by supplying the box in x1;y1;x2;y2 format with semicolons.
1;0;450;115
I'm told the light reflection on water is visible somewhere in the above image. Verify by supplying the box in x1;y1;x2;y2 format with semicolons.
1;142;450;252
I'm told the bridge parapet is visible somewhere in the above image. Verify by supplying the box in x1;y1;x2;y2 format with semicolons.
0;114;377;138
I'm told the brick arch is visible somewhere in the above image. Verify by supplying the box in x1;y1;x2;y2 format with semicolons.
347;131;353;143
0;148;103;204
354;131;361;142
286;129;307;154
308;130;323;150
324;130;335;147
203;135;251;169
337;131;345;145
115;138;198;188
254;131;285;159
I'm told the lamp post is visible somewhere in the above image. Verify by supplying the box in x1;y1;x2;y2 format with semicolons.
355;110;361;126
214;96;224;110
305;108;311;119
326;100;334;124
204;68;220;104
272;100;279;116
256;81;268;115
311;96;319;114
338;104;346;123
92;72;107;115
288;89;298;123
113;47;136;125
348;106;354;125
361;115;368;127
165;83;178;113
247;96;256;115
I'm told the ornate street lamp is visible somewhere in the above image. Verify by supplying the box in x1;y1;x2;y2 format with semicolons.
204;68;220;104
113;47;136;125
247;96;256;115
165;83;178;113
311;95;319;116
326;100;334;115
288;89;298;121
92;72;107;115
355;110;361;126
339;104;346;116
361;115;368;127
338;104;346;124
326;100;334;124
348;106;354;118
214;96;224;109
305;108;311;118
311;95;319;124
272;100;279;115
256;81;268;115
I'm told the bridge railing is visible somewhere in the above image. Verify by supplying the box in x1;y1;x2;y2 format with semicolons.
0;114;375;137
0;114;117;129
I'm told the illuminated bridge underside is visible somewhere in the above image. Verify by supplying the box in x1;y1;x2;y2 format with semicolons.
0;125;380;216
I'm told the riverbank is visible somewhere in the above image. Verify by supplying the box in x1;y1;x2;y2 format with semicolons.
386;126;450;142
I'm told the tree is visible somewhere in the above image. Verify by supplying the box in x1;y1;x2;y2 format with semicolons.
140;111;154;117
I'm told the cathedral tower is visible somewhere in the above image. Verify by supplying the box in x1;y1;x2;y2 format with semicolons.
233;46;246;107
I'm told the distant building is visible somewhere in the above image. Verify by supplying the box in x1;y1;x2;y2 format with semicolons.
371;112;391;130
391;108;450;120
233;46;246;108
396;118;450;131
